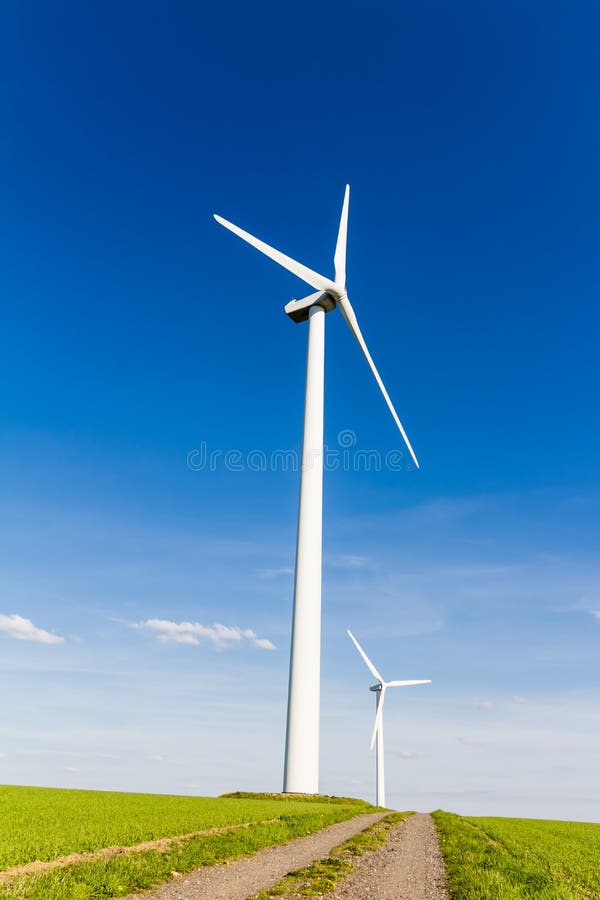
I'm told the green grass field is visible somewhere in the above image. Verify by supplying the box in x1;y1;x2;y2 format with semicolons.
0;785;374;899
433;810;600;898
6;786;599;900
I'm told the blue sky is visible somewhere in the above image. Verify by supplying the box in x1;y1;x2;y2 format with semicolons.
1;1;599;819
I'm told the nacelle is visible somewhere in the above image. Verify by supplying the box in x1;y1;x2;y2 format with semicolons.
285;291;336;324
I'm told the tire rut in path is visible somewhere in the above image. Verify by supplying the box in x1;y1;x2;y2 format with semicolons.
124;812;385;900
327;813;449;900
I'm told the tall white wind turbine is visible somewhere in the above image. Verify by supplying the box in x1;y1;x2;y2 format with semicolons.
214;187;419;794
348;629;430;808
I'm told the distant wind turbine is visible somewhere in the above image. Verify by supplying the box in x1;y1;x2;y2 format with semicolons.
214;187;419;794
348;629;430;808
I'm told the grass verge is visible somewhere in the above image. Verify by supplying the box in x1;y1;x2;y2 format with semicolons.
432;810;600;899
251;812;412;899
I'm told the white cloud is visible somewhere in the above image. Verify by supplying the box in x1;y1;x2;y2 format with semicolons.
395;750;420;759
133;619;276;651
0;613;64;645
0;752;7;759
147;754;164;762
242;628;277;650
589;610;600;620
476;700;496;711
63;766;79;773
512;696;528;704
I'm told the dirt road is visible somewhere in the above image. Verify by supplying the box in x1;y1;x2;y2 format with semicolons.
124;812;385;900
124;811;448;900
327;813;449;899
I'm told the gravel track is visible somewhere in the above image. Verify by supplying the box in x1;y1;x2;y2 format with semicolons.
327;813;449;900
124;812;385;900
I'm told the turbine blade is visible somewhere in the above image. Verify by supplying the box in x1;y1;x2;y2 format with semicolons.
370;686;386;750
214;214;337;295
338;297;420;469
347;629;383;682
385;679;432;687
334;184;350;288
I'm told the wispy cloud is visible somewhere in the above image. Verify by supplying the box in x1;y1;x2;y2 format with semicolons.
476;700;496;711
133;619;276;650
395;750;420;759
457;736;493;748
0;613;64;645
327;554;374;570
512;696;528;704
256;566;294;579
589;610;600;620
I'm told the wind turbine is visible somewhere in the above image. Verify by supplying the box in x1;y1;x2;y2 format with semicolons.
347;629;430;808
214;187;419;794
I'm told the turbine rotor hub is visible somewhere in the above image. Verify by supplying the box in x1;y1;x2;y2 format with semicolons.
329;286;346;302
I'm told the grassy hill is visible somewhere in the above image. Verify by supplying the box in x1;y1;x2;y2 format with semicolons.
3;786;599;899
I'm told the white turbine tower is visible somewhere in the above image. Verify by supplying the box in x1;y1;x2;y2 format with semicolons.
348;629;430;808
214;187;419;794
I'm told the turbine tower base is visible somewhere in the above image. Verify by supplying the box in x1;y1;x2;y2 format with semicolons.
283;304;325;794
